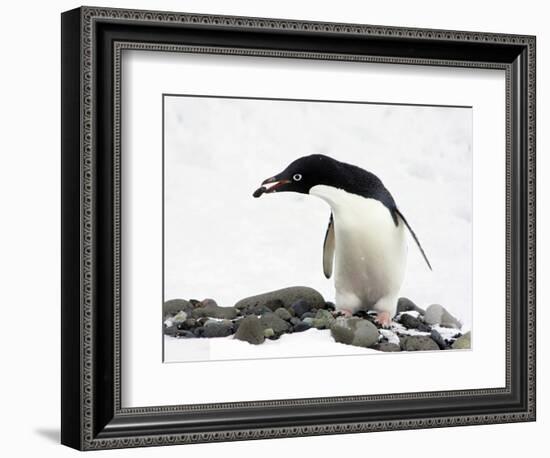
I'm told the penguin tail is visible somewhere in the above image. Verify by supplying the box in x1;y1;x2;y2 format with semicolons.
394;209;432;271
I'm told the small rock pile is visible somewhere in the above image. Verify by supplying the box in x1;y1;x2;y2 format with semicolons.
163;287;471;352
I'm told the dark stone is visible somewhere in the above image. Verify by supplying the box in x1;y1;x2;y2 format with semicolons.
202;320;234;338
175;330;195;338
424;304;462;329
300;311;315;320
234;316;265;345
290;317;302;326
163;299;193;317
417;323;432;332
372;342;402;352
170;311;189;325
193;327;205;337
291;299;312;317
264;298;285;311
330;318;360;345
359;312;382;328
274;307;292;321
352;309;370;319
396;297;425;315
192;299;238;320
191;317;209;327
176;318;197;331
452;331;471;349
234;286;325;313
330;322;355;345
259;312;291;336
293;321;311;332
311;309;336;329
330;317;379;347
351;320;379;348
398;313;423;329
400;336;440;351
163;325;177;337
189;299;201;307
430;329;451;350
324;302;336;311
250;304;273;315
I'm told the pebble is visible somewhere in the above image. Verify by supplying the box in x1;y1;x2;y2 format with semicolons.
291;299;312;317
452;331;471;349
163;325;177;337
396;297;425;315
171;311;188;324
234;286;325;313
398;313;423;329
330;320;355;345
290;317;302;326
250;304;273;315
274;307;292;321
175;330;195;338
293;321;311;332
233;316;265;345
400;335;439;351
424;304;462;329
330;317;380;348
324;302;336;311
163;299;193;317
311;309;336;329
176;318;197;331
430;329;451;349
192;299;238;320
202;320;234;338
373;342;402;352
259;312;291;336
351;320;379;348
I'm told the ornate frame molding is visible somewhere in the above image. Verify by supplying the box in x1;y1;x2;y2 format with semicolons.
61;6;536;450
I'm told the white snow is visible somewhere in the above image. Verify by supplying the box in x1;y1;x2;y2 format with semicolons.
397;310;421;319
432;324;463;340
164;328;379;362
164;96;473;362
379;329;401;346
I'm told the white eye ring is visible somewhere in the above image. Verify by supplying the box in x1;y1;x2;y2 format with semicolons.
293;173;302;181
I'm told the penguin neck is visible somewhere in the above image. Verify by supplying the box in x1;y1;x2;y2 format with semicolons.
309;184;360;215
309;184;391;228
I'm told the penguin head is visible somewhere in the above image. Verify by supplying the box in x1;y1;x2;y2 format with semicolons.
254;154;338;198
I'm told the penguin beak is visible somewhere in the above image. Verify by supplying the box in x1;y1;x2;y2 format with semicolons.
253;176;291;198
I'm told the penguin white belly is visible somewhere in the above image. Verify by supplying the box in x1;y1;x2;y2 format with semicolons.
310;185;407;315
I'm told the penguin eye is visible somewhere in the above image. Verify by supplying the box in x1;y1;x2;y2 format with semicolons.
293;173;302;182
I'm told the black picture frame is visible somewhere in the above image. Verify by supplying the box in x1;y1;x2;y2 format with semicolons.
61;6;536;450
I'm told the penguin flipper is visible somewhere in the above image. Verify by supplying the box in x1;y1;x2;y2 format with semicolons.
323;213;335;279
394;209;432;271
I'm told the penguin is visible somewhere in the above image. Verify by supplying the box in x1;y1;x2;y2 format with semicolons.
253;154;431;328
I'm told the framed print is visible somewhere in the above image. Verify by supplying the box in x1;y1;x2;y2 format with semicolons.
61;6;536;450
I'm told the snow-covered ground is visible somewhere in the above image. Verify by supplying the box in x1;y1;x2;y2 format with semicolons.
164;96;472;362
164;329;378;363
